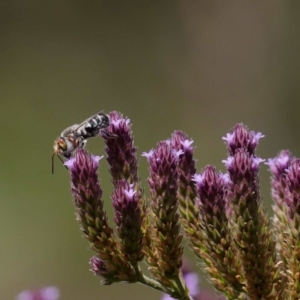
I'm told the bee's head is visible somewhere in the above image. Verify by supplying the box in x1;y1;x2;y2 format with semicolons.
53;137;67;154
52;138;68;174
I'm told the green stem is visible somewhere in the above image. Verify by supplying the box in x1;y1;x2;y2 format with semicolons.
132;263;192;299
132;263;168;294
140;274;169;293
173;274;193;300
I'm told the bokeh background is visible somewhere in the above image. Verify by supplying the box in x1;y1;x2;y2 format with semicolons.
1;1;300;299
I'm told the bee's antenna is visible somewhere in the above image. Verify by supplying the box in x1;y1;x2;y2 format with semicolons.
52;152;56;174
52;152;69;174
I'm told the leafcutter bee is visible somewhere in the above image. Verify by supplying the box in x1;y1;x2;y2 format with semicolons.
52;112;110;173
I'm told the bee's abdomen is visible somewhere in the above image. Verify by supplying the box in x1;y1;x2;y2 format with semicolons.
77;113;109;139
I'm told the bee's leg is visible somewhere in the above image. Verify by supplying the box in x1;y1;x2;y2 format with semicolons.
58;154;69;170
100;129;118;139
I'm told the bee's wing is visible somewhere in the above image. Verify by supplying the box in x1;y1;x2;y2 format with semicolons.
60;124;79;137
71;111;104;133
62;111;109;140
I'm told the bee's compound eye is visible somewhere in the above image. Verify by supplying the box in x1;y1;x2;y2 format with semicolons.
58;139;67;150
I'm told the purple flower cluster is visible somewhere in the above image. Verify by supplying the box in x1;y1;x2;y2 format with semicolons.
60;113;299;300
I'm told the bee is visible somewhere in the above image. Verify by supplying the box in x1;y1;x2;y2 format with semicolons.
52;112;110;173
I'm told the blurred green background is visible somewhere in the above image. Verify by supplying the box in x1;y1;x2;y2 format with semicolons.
1;1;300;299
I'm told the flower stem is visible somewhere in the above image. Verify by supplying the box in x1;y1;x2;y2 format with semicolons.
138;274;168;293
173;275;193;300
134;264;192;300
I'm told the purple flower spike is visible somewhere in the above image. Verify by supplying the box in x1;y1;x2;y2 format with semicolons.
223;124;278;299
222;123;264;156
144;140;183;280
193;166;243;297
68;148;110;248
170;131;197;188
268;151;300;297
67;148;136;283
266;150;294;207
103;111;139;184
170;131;198;241
268;152;300;297
112;180;144;262
67;149;103;209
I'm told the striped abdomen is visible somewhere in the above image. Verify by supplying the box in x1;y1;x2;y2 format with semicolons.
75;113;110;139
